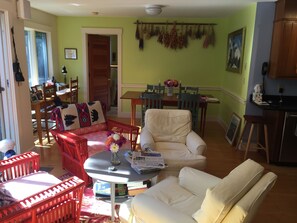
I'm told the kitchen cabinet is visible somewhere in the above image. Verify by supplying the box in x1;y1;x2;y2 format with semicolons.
269;0;297;79
269;21;297;78
274;0;297;20
263;110;297;165
263;110;285;163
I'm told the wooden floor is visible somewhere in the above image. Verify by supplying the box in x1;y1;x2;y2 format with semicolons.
33;117;297;223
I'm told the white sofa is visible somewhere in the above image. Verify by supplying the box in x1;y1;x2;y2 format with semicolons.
119;159;277;223
140;109;207;182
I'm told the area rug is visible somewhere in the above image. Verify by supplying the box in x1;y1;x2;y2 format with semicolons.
58;173;120;223
80;188;120;223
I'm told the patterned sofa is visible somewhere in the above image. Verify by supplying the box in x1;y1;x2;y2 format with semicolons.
51;101;139;185
0;152;85;222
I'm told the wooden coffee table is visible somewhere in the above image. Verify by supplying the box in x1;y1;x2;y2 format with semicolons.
84;149;159;222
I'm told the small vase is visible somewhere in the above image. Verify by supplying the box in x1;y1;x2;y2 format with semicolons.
167;87;173;96
111;152;121;166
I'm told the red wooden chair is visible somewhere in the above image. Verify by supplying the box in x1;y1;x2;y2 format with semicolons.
50;101;140;185
0;152;85;222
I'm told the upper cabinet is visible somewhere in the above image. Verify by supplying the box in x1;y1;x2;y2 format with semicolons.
269;0;297;79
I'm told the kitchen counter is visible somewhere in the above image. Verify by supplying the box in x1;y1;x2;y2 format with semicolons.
251;94;297;165
251;95;297;111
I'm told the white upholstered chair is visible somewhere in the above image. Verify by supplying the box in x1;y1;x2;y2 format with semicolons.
119;159;277;223
140;109;207;182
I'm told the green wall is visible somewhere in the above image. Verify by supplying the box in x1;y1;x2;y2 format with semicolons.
57;17;223;84
220;4;257;126
57;4;257;126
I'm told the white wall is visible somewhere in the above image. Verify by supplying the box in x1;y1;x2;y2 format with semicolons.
0;0;34;152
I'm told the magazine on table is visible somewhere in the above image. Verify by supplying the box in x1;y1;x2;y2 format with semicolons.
124;150;165;174
132;151;166;168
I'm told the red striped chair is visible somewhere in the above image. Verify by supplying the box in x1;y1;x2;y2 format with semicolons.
0;152;85;223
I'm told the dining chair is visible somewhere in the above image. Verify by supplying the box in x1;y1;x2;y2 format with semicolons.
30;85;43;133
32;83;57;144
146;84;165;94
179;85;199;94
69;76;79;103
141;92;163;127
31;84;43;100
58;84;69;91
178;92;200;131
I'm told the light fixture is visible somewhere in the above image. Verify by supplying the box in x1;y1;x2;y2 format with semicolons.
70;3;80;7
61;65;68;84
145;5;163;16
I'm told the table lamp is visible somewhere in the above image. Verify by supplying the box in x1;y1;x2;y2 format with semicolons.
61;65;68;84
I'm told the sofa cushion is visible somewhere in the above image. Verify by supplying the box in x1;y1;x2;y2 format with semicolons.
143;176;204;217
87;101;106;125
52;101;106;131
179;167;221;198
132;193;197;223
0;171;61;205
155;142;206;170
0;188;17;207
192;159;264;223
221;172;277;223
70;123;107;136
145;109;192;144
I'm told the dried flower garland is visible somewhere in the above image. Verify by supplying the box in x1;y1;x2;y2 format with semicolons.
135;21;216;50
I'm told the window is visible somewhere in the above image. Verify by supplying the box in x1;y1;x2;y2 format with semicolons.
25;29;51;87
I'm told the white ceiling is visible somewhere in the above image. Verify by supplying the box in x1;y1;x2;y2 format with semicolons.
29;0;275;18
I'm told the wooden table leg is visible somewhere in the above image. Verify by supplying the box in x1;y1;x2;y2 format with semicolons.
34;103;43;145
110;182;116;222
131;99;136;126
200;102;207;138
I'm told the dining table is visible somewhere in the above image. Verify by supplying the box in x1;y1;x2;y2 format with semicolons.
31;88;71;145
120;91;220;137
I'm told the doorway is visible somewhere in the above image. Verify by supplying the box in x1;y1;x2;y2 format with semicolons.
82;28;122;116
88;34;111;109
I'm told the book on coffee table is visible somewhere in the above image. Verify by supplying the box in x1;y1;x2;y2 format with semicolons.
93;180;128;199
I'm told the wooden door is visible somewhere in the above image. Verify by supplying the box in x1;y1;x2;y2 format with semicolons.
88;34;110;109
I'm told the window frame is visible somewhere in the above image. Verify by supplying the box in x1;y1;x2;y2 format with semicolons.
25;27;53;87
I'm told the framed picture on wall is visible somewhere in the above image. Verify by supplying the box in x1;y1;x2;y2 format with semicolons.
64;48;77;60
225;113;241;145
226;28;245;73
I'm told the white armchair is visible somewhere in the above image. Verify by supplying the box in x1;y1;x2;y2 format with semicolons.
119;159;277;223
140;109;207;182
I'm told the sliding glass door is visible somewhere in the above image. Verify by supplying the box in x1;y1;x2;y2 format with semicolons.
0;12;7;141
0;11;14;143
